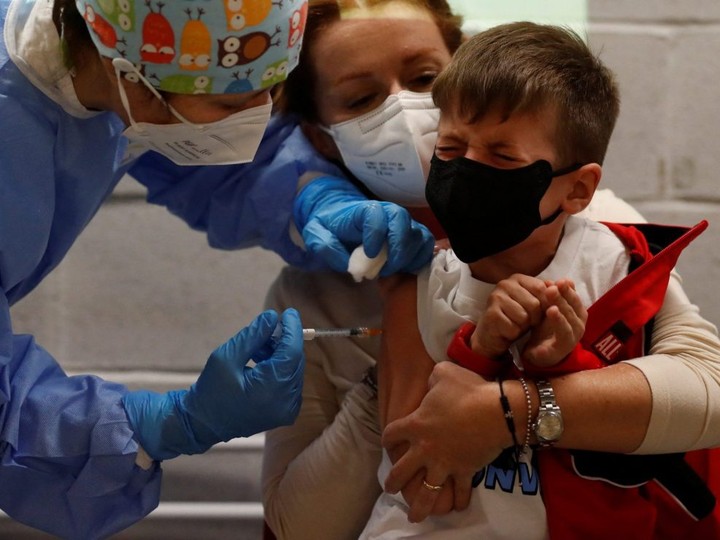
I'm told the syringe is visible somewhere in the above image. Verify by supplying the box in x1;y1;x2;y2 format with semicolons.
303;327;382;341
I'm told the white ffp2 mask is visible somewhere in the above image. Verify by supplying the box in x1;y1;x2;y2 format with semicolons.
322;91;439;207
113;58;272;166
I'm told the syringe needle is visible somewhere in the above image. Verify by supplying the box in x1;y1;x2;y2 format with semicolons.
302;327;382;340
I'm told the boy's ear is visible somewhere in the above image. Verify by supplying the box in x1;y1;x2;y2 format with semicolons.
301;121;342;161
562;163;602;215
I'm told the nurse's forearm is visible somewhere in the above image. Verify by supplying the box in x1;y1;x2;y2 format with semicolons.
1;336;161;538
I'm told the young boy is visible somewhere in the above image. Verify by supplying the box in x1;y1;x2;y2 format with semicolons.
361;22;712;539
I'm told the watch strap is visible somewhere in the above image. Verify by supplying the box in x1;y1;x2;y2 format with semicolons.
534;379;563;447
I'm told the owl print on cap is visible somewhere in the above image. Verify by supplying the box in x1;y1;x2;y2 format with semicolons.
77;0;309;94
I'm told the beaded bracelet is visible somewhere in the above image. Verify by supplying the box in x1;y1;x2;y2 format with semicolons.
498;378;521;466
518;377;533;454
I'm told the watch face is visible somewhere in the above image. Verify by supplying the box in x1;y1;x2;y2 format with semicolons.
536;411;564;441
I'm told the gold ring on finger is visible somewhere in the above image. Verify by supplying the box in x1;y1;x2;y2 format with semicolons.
422;479;443;492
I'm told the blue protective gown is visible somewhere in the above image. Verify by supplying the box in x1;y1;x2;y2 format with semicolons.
0;0;340;537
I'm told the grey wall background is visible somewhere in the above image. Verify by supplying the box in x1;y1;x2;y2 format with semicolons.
4;2;720;538
588;3;720;327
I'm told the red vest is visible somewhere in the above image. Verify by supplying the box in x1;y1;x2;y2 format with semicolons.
448;221;719;539
538;221;719;540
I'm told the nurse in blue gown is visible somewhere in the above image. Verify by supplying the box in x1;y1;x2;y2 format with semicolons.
0;0;433;537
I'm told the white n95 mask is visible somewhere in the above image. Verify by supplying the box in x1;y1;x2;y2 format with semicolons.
322;91;439;207
113;58;271;166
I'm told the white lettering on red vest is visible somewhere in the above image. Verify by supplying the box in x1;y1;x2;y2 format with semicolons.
593;333;624;362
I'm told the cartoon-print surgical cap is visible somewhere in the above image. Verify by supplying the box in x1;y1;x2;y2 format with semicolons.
76;0;309;94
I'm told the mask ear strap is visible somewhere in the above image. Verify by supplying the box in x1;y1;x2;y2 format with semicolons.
112;58;141;128
542;162;587;224
317;124;334;137
111;58;197;128
540;207;564;226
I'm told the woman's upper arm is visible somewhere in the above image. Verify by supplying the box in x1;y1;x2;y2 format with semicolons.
627;275;720;452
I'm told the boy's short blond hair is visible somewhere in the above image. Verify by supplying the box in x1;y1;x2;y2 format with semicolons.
433;22;620;166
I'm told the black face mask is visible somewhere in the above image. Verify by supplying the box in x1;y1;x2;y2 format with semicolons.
425;154;582;263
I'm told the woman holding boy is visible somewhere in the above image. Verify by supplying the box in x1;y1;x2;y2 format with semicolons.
260;1;720;539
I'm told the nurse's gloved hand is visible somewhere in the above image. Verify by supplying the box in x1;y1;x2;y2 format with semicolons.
294;176;434;277
122;309;304;461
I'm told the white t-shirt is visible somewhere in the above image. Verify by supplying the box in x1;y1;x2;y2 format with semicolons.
360;216;630;540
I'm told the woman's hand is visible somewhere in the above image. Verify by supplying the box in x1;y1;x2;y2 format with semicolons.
382;362;509;523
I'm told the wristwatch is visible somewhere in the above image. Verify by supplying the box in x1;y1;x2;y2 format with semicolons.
533;379;563;447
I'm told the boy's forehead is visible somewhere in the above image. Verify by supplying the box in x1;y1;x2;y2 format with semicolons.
440;95;555;120
439;100;559;134
437;102;561;159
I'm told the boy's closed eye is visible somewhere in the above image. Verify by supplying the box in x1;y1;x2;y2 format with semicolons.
435;136;467;159
492;152;524;166
435;146;463;159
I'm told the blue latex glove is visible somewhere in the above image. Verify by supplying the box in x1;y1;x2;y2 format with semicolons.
294;176;434;276
122;309;304;461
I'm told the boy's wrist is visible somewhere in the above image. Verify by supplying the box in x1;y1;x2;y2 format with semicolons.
447;323;511;378
470;331;510;360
